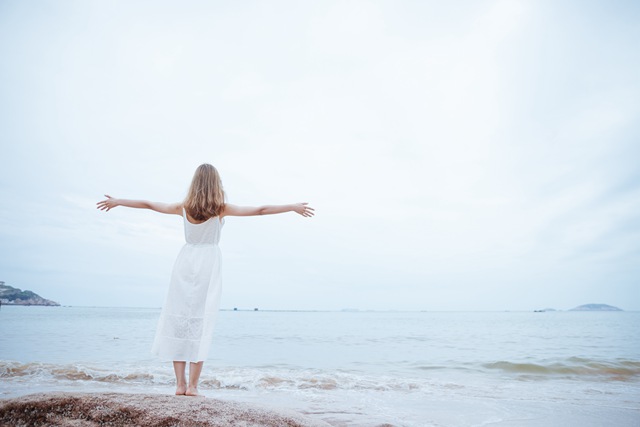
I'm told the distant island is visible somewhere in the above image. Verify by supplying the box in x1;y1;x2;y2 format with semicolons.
0;281;60;306
570;304;622;312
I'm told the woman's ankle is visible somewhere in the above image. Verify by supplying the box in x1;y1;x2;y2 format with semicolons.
175;383;187;395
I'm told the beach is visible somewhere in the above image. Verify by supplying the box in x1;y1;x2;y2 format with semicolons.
1;307;639;426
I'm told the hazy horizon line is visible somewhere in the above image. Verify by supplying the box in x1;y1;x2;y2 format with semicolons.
2;305;634;312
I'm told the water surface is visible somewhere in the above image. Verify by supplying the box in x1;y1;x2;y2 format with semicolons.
1;307;638;426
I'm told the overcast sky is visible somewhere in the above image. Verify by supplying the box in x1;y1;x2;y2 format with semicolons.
1;0;638;311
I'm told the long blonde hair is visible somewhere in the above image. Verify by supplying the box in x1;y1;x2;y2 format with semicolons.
183;164;226;221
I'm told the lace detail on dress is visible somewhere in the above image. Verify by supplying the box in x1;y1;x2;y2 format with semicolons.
160;314;204;341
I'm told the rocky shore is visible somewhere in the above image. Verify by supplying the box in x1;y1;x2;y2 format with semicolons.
0;281;59;306
570;303;623;311
0;392;331;427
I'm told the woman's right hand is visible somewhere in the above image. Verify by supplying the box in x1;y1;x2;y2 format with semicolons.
294;203;315;217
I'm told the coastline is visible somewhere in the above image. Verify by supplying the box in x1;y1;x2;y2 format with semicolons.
0;392;332;427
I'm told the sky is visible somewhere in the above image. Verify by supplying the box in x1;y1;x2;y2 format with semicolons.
0;0;638;311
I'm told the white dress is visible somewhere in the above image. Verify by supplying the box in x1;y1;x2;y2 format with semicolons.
151;208;223;362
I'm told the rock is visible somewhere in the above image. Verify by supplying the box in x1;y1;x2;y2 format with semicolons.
0;281;60;306
569;304;622;311
0;392;331;427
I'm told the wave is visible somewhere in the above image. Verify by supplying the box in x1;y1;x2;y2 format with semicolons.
0;361;424;392
483;357;640;380
2;357;638;393
0;362;155;383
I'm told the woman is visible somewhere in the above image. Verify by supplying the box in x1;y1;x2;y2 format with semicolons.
97;163;314;396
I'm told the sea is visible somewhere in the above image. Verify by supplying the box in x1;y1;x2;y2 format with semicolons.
1;306;639;427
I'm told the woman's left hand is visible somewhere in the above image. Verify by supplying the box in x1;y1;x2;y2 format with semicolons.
96;194;119;212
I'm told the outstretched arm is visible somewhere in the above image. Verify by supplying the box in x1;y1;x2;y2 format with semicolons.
96;195;182;216
222;203;314;218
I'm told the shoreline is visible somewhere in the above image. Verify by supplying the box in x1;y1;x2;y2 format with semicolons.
0;391;332;427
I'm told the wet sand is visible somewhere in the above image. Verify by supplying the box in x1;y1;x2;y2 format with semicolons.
0;392;332;426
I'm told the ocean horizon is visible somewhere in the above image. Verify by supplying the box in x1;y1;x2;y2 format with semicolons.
5;304;635;312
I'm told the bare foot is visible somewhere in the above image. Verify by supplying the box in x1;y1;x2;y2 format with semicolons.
175;384;187;395
185;386;202;397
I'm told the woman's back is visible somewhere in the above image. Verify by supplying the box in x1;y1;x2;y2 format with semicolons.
183;208;223;246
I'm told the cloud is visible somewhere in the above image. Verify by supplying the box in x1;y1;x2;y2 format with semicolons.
0;0;638;310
